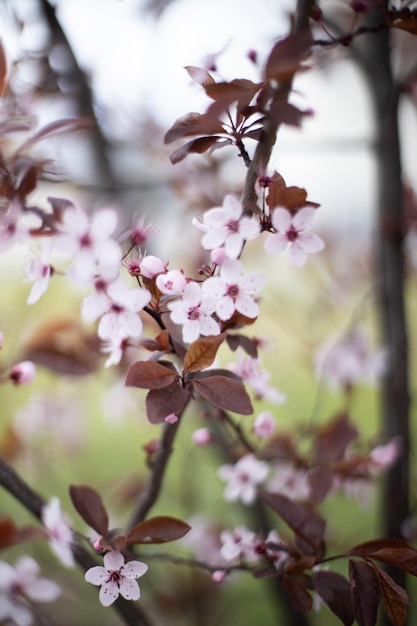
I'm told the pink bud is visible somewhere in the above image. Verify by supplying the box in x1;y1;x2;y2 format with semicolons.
9;360;36;385
192;428;213;446
165;412;179;424
210;248;228;266
140;255;166;279
212;570;226;584
93;539;102;551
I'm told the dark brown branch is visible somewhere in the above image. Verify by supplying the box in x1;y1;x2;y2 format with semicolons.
356;2;410;610
0;457;154;626
240;0;314;215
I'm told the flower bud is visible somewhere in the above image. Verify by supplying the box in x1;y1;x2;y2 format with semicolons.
9;360;36;385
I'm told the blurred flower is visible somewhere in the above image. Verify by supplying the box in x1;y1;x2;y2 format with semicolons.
0;556;60;626
58;207;122;284
253;411;276;439
264;207;324;266
202;259;266;321
41;497;74;568
192;427;213;446
229;352;286;404
9;361;36;385
84;551;148;607
167;281;220;343
218;453;269;505
219;526;259;562
314;328;386;392
120;215;157;247
0;199;29;254
24;241;54;304
267;462;310;501
193;195;260;259
368;437;401;475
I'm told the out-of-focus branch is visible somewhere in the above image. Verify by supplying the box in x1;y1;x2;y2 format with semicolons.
0;457;155;626
38;0;117;189
241;0;314;215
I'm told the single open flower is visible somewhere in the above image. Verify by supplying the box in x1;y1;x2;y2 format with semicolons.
85;551;148;607
265;207;324;266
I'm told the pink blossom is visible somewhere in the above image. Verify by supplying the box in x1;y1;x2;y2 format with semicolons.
219;526;260;562
192;427;213;446
314;328;386;391
217;453;269;505
156;269;187;295
139;254;166;279
265;530;288;570
193;195;260;259
82;275;151;341
264;207;324;266
0;556;60;626
24;241;54;304
229;353;286;404
253;411;276;439
210;247;228;266
102;332;129;368
202;259;266;321
165;412;179;424
267;462;310;501
0;199;29;254
167;281;220;343
9;361;36;385
58;207;122;284
212;570;226;583
369;437;401;475
41;497;74;568
120;215;156;247
84;551;148;607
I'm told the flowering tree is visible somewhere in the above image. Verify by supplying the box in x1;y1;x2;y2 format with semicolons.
1;1;417;626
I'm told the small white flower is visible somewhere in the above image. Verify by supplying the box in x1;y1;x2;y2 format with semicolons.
85;551;148;607
220;526;259;562
156;269;187;296
193;195;260;259
253;411;276;439
25;241;54;305
218;453;269;505
265;207;324;266
41;497;74;568
167;281;220;343
202;259;266;321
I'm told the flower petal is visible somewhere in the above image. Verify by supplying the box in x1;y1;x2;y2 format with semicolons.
122;561;148;579
271;208;291;232
264;233;287;254
85;566;109;586
103;551;125;570
298;232;324;253
292;207;315;231
99;581;120;607
119;578;140;601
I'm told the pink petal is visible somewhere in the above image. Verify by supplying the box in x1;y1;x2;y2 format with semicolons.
220;259;242;283
103;551;125;571
288;242;307;266
183;282;202;307
292;207;315;231
99;581;120;606
298;232;324;253
224;233;244;259
91;209;118;240
216;295;235;321
239;217;261;240
201;276;226;299
84;566;109;585
239;272;266;294
202;228;227;250
222;194;243;220
183;320;200;343
264;233;288;254
271;208;291;232
198;315;221;337
122;561;148;579
119;578;140;601
236;293;259;318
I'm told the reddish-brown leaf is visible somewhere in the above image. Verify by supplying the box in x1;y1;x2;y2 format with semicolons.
313;412;358;464
264;30;312;83
282;574;313;613
146;380;190;424
0;42;7;98
141;330;172;353
392;19;417;35
268;101;310;127
127;516;191;544
307;464;334;503
204;79;260;109
17;118;92;153
188;373;253;415
374;566;410;626
69;485;109;537
349;559;381;626
312;570;354;625
0;517;19;549
125;360;179;390
164;112;206;144
260;491;326;556
184;65;216;88
169;136;222;164
346;539;417;576
183;333;225;373
226;334;258;358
